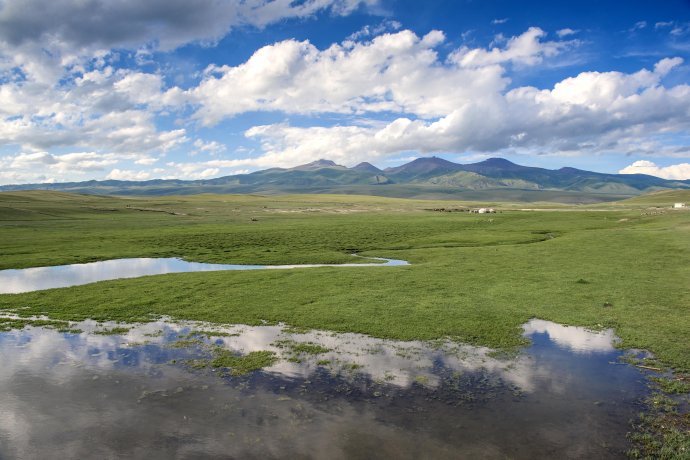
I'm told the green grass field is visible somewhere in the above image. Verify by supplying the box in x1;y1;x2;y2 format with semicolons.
1;190;689;372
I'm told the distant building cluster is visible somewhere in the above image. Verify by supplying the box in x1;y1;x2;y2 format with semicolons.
428;207;498;213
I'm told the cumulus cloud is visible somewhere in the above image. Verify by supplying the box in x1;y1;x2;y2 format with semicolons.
191;139;227;156
165;161;226;179
105;169;151;181
0;151;136;184
0;64;188;157
0;0;380;82
187;27;573;125
9;151;118;172
449;27;575;68
237;56;690;167
2;19;689;182
619;160;690;180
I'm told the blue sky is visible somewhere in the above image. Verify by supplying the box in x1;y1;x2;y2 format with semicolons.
1;0;690;184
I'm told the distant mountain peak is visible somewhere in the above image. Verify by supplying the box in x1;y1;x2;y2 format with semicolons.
410;156;457;165
383;156;464;180
290;159;344;171
351;162;382;174
475;157;517;167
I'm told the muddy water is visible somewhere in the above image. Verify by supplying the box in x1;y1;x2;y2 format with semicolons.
0;318;647;459
0;256;408;294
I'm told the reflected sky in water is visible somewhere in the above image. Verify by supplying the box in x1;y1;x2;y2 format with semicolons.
522;318;617;353
0;256;409;294
0;317;650;459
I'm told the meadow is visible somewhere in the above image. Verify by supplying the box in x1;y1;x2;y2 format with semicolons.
0;190;688;372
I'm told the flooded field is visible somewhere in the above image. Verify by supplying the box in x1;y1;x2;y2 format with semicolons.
0;317;650;459
0;256;408;294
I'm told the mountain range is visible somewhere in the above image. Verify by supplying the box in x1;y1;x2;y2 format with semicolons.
2;157;688;203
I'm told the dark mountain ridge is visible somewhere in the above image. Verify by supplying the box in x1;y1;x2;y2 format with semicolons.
2;157;688;202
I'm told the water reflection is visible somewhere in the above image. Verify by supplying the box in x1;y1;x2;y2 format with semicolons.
0;256;409;294
523;318;617;353
0;318;648;459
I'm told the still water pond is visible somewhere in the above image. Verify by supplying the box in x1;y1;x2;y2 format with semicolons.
0;256;408;294
0;317;649;459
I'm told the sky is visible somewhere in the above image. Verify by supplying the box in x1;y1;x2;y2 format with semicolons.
1;0;690;185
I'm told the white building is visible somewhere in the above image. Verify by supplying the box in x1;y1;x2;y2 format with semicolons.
673;202;686;208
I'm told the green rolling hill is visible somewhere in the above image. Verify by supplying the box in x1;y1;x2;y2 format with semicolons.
1;157;688;203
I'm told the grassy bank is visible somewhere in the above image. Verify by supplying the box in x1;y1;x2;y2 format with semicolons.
1;190;689;372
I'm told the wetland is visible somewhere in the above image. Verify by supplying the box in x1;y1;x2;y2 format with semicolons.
0;190;688;458
0;317;653;459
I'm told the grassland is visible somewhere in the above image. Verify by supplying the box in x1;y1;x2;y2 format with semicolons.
0;190;689;373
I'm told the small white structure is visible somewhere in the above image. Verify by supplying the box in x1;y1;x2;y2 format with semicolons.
477;208;487;214
673;202;686;208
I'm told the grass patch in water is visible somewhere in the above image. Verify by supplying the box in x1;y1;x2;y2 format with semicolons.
167;338;205;349
210;350;278;376
628;393;690;459
274;339;330;355
650;377;690;395
93;326;130;335
144;330;164;337
187;329;239;338
0;318;70;332
282;325;312;334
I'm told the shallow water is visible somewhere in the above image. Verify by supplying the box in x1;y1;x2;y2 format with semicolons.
0;256;408;294
0;317;649;459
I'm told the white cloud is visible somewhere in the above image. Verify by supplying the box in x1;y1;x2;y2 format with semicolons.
0;65;188;155
619;160;690;180
0;150;168;184
449;27;576;68
491;18;509;25
522;319;615;353
0;0;380;83
165;161;225;179
191;139;227;156
630;21;647;32
237;57;690;167
188;28;573;125
556;28;578;38
135;157;159;166
105;169;152;181
670;23;690;37
9;151;118;172
1;20;689;182
347;19;402;40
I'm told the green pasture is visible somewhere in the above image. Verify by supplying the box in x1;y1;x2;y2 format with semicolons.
0;190;688;371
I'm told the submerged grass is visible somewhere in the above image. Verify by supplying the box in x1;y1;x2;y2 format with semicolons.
628;387;690;459
209;350;278;376
273;339;330;355
93;326;131;335
0;317;70;332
